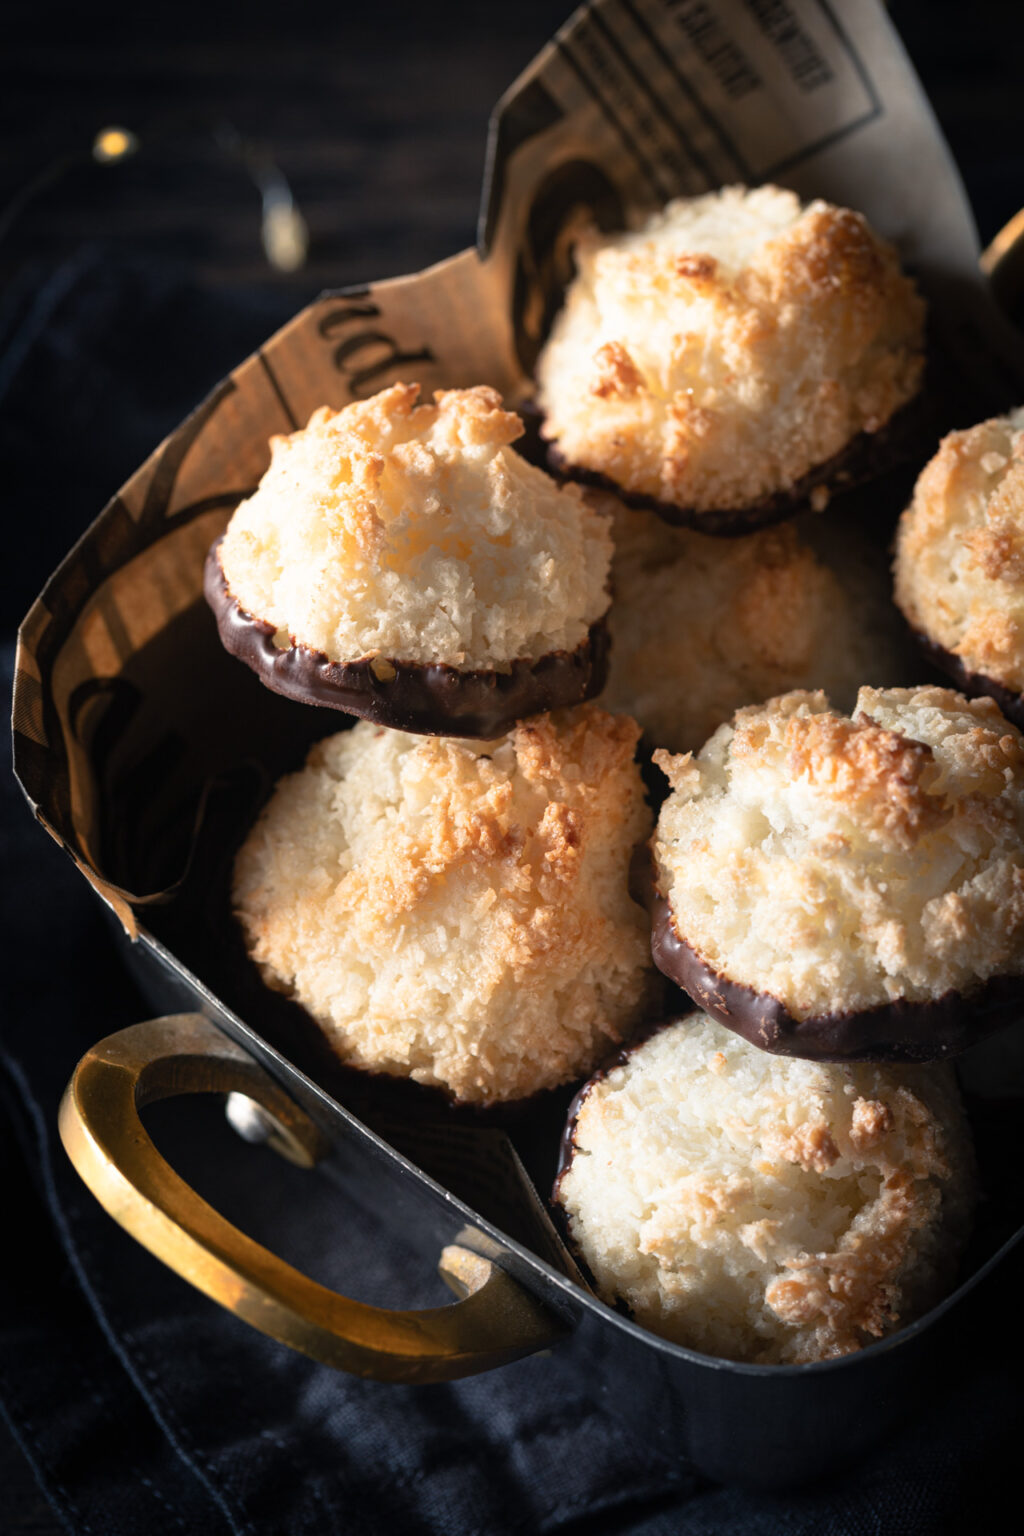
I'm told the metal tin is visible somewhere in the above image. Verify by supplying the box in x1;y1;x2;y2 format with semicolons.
82;900;1021;1491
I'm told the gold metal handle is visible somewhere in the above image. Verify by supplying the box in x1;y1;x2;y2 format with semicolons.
982;208;1024;328
58;1013;564;1381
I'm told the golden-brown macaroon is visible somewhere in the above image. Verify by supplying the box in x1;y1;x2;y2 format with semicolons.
233;707;656;1105
536;186;925;530
894;408;1024;725
599;493;916;753
554;1012;974;1364
650;686;1024;1060
207;383;612;736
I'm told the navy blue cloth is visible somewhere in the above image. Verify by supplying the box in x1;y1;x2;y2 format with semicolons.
4;251;1024;1536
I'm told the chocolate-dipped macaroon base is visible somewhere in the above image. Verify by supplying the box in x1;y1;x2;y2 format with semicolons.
910;628;1024;733
546;395;925;538
205;540;610;738
648;872;1024;1064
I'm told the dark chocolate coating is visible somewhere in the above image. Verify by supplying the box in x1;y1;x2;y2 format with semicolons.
545;394;925;537
550;1054;616;1282
550;1073;592;1251
553;1077;590;1202
910;627;1024;732
204;538;610;738
646;861;1024;1063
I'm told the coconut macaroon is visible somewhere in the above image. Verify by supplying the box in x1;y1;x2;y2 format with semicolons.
599;494;916;753
650;686;1024;1060
554;1013;974;1364
207;383;613;736
233;706;656;1104
536;185;925;531
894;408;1024;726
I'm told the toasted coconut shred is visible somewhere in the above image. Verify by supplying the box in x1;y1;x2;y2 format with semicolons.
895;407;1024;692
218;383;612;670
233;707;656;1105
556;1014;974;1364
597;492;916;752
653;686;1024;1020
536;185;924;512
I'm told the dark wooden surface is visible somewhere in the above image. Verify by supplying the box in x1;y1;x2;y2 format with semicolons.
1;2;569;296
2;1;1022;300
2;2;1022;1529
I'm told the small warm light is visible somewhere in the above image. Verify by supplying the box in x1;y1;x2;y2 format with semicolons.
92;127;139;164
262;199;309;273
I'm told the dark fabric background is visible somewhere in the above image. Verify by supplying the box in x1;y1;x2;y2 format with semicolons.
4;4;1024;1531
